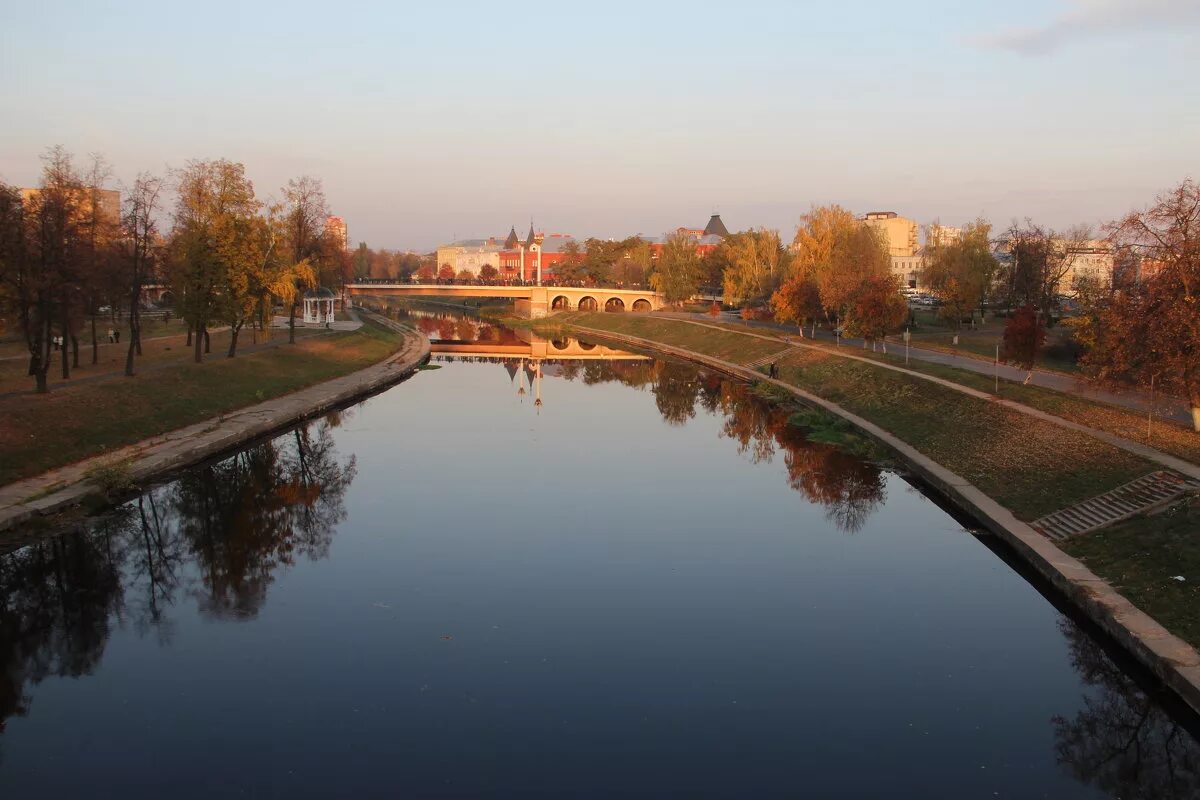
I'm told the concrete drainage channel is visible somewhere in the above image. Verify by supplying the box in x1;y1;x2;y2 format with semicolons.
569;324;1200;719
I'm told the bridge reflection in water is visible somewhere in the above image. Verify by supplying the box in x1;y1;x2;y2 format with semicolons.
423;313;649;410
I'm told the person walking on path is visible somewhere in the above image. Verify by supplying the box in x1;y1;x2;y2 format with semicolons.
114;329;120;344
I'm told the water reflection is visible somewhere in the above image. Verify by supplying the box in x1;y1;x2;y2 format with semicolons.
3;310;1200;797
1053;619;1200;797
0;415;355;735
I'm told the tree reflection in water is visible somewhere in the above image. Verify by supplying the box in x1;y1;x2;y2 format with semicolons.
1053;618;1200;798
0;414;356;737
561;359;886;534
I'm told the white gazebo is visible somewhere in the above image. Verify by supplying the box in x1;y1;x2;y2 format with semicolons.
303;287;337;324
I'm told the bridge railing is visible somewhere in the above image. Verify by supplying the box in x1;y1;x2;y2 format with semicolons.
344;277;654;291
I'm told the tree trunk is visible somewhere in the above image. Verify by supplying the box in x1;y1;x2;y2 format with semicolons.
91;314;98;364
227;323;241;358
71;334;79;368
288;300;297;344
1192;401;1200;433
125;333;136;376
193;322;203;363
186;323;193;347
204;328;211;354
34;316;51;393
59;301;70;379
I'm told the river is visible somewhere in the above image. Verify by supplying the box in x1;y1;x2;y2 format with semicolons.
0;307;1197;798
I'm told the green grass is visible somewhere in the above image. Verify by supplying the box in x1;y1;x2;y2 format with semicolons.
0;319;404;486
1062;498;1200;650
566;312;1155;520
845;345;1200;467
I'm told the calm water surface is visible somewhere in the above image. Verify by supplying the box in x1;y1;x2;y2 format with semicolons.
1;311;1197;799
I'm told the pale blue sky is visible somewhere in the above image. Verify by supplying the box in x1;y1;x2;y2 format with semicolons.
2;0;1197;249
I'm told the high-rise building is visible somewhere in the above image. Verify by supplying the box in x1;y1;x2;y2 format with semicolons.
863;211;919;258
20;186;121;227
325;216;348;251
926;223;962;248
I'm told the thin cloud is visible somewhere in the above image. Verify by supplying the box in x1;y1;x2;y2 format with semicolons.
975;0;1200;54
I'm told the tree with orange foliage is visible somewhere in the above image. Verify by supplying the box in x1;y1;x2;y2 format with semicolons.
1083;179;1200;429
771;271;822;337
437;263;455;282
1001;304;1046;382
844;275;908;351
417;263;436;282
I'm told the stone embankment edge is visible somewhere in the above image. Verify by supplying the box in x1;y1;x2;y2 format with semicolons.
0;314;430;535
572;323;1200;718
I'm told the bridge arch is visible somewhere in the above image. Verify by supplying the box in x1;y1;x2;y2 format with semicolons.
551;295;570;311
577;296;598;312
605;297;626;313
551;339;570;350
632;298;651;312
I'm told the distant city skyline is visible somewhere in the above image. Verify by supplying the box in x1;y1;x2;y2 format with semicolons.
2;0;1196;250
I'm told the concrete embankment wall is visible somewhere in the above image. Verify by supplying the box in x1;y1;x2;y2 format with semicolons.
572;324;1200;719
0;316;430;535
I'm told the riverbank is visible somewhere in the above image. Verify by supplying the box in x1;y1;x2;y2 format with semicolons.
543;311;1200;716
0;314;430;534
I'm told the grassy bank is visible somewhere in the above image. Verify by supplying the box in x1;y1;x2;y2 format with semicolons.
0;319;404;486
557;313;1155;521
658;316;1200;468
1062;498;1200;649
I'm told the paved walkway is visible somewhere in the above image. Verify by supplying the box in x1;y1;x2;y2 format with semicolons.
0;314;428;534
663;312;1194;426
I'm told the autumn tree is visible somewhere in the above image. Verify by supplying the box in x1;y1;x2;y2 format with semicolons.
417;262;436;281
120;173;163;375
615;238;653;286
555;240;586;282
843;275;908;350
479;263;499;282
1001;304;1046;381
790;205;889;325
8;147;85;391
650;233;700;304
437;263;455;281
1081;178;1200;429
169;159;258;363
720;228;790;306
771;270;823;336
919;219;998;328
280;177;327;344
352;242;370;280
1000;221;1093;316
79;154;121;367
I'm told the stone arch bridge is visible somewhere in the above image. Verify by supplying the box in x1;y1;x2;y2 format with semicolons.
343;283;663;318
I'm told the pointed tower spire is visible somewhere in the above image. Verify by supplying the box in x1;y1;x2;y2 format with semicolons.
505;225;519;249
703;213;730;238
525;220;537;247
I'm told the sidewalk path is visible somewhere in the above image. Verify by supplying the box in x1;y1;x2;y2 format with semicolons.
662;312;1193;426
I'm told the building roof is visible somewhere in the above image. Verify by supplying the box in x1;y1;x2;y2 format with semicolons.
504;226;519;249
538;236;578;254
305;287;337;299
703;214;729;237
525;223;537;247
